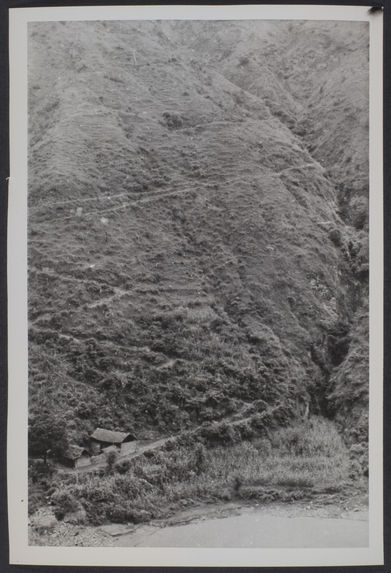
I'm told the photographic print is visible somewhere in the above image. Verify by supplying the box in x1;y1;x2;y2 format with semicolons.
7;4;383;567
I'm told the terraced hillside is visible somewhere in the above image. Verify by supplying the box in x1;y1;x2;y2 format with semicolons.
28;20;369;453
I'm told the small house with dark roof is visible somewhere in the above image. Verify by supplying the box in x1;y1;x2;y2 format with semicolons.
61;445;91;469
90;428;136;454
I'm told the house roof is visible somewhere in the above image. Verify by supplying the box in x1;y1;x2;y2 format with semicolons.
90;428;134;444
64;444;90;461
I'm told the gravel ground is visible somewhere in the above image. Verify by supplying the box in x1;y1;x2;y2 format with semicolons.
29;522;115;546
29;508;115;547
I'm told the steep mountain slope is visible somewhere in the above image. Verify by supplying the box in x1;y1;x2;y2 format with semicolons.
172;20;370;443
27;21;369;447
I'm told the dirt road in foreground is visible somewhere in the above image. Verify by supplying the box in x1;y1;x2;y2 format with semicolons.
115;503;368;548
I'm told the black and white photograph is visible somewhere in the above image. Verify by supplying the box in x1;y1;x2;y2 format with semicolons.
7;4;383;567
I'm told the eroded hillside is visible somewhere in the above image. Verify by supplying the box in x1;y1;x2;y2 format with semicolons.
28;20;369;448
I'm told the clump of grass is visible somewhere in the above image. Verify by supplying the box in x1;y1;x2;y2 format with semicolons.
270;416;347;457
51;490;82;520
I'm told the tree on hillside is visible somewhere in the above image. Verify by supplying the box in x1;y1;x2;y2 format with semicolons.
28;412;68;464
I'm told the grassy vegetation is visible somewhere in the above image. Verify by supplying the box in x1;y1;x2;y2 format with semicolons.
42;416;364;526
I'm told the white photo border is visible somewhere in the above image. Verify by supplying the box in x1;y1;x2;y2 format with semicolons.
8;4;384;566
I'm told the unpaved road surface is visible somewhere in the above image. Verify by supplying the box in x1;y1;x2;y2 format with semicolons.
116;505;368;548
